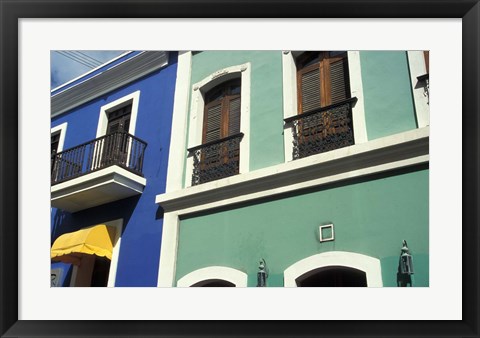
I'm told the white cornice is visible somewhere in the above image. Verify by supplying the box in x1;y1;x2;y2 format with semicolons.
51;51;169;118
155;127;429;215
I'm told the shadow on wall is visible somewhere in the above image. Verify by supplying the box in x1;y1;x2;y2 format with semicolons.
51;195;141;240
155;205;164;220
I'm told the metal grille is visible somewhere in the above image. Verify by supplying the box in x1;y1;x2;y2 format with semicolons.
189;133;243;186
51;132;147;185
285;98;356;160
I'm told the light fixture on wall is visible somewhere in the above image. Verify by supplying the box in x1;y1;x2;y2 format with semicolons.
257;258;268;287
399;240;414;275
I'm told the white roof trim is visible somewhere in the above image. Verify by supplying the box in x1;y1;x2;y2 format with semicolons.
51;51;168;117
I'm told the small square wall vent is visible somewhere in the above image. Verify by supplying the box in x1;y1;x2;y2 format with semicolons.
319;224;334;242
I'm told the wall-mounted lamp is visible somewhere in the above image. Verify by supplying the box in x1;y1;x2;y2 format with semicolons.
399;240;414;275
397;240;414;287
257;258;268;287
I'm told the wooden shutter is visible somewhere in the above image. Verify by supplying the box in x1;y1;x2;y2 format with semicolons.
228;97;241;136
299;67;321;113
205;103;222;143
297;51;350;113
328;56;350;104
203;79;241;144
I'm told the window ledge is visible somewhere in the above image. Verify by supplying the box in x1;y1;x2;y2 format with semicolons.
156;127;429;215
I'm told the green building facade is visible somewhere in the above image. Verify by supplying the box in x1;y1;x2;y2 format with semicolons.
156;50;430;287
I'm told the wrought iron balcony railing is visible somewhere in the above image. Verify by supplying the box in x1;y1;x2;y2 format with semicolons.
51;132;147;185
188;133;244;186
284;97;357;160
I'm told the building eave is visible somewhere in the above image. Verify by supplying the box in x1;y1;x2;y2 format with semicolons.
51;51;169;118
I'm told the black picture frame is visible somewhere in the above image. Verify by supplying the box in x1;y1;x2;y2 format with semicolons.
1;1;478;337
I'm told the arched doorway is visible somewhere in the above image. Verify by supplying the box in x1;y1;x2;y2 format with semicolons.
191;279;235;287
296;266;367;287
177;266;248;287
284;251;383;287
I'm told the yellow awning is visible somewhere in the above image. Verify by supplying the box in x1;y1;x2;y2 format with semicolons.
51;224;116;265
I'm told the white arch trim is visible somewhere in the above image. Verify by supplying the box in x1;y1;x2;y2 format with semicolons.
177;266;248;287
284;251;383;287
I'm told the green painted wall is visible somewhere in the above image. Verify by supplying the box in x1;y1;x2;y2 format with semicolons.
189;51;285;175
175;168;429;287
360;51;417;140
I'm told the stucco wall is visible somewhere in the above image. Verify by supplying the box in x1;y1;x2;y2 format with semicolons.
360;51;418;140
175;166;429;287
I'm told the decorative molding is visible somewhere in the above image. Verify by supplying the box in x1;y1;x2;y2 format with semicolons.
157;127;429;214
211;69;229;79
319;224;334;242
51;51;168;117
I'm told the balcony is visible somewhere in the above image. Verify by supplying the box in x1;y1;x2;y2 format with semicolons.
284;98;357;160
187;133;244;186
51;132;147;212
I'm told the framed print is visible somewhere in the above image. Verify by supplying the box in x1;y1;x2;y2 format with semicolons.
1;0;479;337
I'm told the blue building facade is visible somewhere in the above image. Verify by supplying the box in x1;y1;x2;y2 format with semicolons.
50;51;177;287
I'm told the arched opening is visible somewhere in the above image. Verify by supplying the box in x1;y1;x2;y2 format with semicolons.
191;279;235;287
283;251;383;287
296;266;367;287
176;266;248;287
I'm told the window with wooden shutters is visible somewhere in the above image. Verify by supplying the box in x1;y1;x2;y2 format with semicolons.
188;78;243;185
203;79;241;143
297;51;351;112
287;51;355;159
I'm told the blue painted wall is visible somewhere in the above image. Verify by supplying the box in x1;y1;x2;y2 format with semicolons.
51;52;178;287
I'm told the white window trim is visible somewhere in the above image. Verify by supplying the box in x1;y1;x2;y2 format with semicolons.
283;251;383;287
176;266;248;287
96;90;140;138
282;51;368;162
407;51;430;128
68;218;123;287
94;91;141;168
184;63;251;188
51;122;68;152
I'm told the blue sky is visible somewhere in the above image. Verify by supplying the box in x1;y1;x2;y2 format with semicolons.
50;51;125;89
